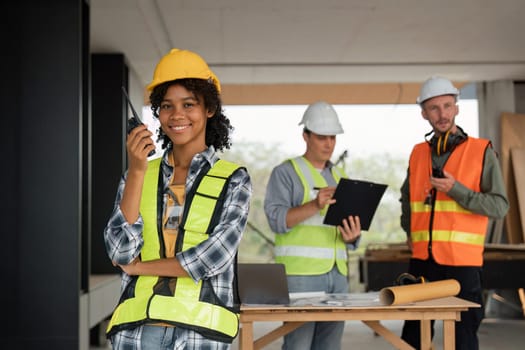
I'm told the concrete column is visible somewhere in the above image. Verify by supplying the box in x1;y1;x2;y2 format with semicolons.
476;80;516;154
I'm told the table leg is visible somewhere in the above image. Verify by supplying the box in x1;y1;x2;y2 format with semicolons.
518;288;525;317
254;322;304;349
442;320;455;350
240;321;254;350
420;319;431;350
362;321;413;350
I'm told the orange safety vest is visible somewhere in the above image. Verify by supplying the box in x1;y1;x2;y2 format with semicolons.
409;137;490;266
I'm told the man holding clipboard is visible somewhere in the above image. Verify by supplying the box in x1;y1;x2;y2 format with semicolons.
264;101;361;350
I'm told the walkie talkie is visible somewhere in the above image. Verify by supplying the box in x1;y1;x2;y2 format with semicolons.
122;87;155;157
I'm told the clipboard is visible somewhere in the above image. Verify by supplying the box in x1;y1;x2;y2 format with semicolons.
323;178;387;230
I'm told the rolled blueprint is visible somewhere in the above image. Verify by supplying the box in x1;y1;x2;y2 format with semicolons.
379;279;461;306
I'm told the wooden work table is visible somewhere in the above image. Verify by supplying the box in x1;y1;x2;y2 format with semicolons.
239;296;479;350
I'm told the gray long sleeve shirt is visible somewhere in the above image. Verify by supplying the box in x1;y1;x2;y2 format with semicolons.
264;158;359;249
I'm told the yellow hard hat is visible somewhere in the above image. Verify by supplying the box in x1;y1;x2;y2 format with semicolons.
146;48;221;93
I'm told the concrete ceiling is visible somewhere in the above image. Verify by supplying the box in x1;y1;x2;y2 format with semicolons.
90;0;525;89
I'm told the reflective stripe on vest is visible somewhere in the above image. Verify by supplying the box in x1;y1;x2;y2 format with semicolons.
409;138;489;266
106;158;241;341
274;156;348;276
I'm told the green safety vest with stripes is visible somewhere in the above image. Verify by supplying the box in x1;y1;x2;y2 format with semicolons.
106;157;242;343
274;156;349;276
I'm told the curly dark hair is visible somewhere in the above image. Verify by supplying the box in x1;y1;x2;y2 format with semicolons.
149;78;233;151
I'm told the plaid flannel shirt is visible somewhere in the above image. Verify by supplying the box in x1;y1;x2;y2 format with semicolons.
104;146;251;349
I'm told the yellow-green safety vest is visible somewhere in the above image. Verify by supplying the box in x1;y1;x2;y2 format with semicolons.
106;157;242;343
275;156;349;276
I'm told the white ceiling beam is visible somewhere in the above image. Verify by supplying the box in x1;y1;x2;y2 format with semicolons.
136;0;173;58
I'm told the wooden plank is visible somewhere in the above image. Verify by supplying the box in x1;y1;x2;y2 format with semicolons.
240;322;254;350
518;288;525;317
363;320;414;350
500;113;525;243
220;83;428;105
420;320;432;349
510;148;525;243
241;296;477;313
443;320;456;350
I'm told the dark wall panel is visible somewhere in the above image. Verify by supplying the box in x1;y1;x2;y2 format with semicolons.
1;1;87;348
91;54;128;274
1;2;22;346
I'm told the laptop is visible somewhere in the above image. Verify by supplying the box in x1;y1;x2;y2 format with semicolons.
237;263;290;305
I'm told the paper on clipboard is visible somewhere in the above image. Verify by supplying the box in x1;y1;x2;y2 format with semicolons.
323;178;387;230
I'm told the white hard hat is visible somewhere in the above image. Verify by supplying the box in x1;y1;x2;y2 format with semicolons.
299;101;344;135
416;76;459;105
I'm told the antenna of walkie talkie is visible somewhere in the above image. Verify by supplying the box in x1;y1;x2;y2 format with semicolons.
121;86;142;122
121;86;155;156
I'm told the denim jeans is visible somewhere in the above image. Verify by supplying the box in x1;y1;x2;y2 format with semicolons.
140;325;176;350
283;265;349;350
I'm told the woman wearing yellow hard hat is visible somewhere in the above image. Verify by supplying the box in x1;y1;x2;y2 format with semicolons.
104;48;252;349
